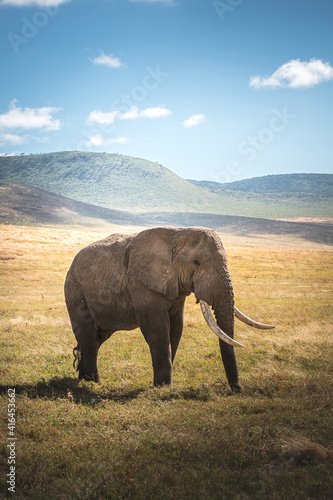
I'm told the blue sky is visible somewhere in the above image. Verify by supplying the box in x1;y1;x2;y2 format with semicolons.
0;0;332;182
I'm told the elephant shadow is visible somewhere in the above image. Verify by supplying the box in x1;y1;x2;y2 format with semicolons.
0;377;233;406
0;377;145;406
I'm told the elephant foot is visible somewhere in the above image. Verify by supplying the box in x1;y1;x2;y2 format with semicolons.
154;380;172;388
74;343;100;383
153;372;172;387
78;371;101;384
76;354;100;383
229;382;242;394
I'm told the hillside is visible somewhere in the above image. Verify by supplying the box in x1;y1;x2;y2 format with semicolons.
0;153;332;219
0;151;219;213
1;182;332;246
0;183;145;227
188;173;333;195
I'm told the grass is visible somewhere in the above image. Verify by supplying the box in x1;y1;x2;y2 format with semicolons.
0;224;332;499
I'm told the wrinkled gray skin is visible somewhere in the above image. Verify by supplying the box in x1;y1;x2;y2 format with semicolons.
65;227;241;392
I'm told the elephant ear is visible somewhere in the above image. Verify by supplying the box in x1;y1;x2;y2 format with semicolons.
123;228;179;299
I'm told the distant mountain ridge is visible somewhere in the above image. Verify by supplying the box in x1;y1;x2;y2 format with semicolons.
188;173;333;195
0;152;332;219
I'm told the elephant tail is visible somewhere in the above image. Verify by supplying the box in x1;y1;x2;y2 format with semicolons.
73;345;82;371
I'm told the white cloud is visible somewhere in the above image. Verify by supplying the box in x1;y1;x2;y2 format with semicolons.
182;113;206;128
140;106;172;118
86;135;129;148
119;106;140;120
119;105;171;120
86;110;119;126
86;106;172;125
91;51;123;69
0;0;69;6
250;58;333;89
0;100;61;131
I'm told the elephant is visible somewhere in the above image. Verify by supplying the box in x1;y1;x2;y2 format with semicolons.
64;227;274;392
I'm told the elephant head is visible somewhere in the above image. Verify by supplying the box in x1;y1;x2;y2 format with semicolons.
124;227;274;391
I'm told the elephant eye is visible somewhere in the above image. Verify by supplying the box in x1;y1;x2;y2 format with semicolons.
193;260;200;266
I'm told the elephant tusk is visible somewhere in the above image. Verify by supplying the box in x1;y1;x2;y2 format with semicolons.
199;300;244;348
234;306;275;330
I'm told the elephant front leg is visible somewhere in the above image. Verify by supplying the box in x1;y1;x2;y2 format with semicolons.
136;306;173;386
149;340;172;386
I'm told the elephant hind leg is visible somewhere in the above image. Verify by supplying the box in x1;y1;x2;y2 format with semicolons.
66;294;101;383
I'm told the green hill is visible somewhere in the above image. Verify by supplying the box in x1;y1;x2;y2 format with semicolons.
188;173;333;195
0;152;332;219
0;151;218;213
188;173;333;219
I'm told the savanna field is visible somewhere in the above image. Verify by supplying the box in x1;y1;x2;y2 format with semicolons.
0;224;332;499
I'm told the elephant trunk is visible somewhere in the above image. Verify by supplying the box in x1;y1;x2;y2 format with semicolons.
214;305;241;393
194;267;242;392
197;263;274;392
212;280;241;392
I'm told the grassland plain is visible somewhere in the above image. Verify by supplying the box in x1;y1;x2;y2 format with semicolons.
0;224;332;500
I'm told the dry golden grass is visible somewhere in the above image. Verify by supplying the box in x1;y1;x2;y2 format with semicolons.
0;224;332;499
